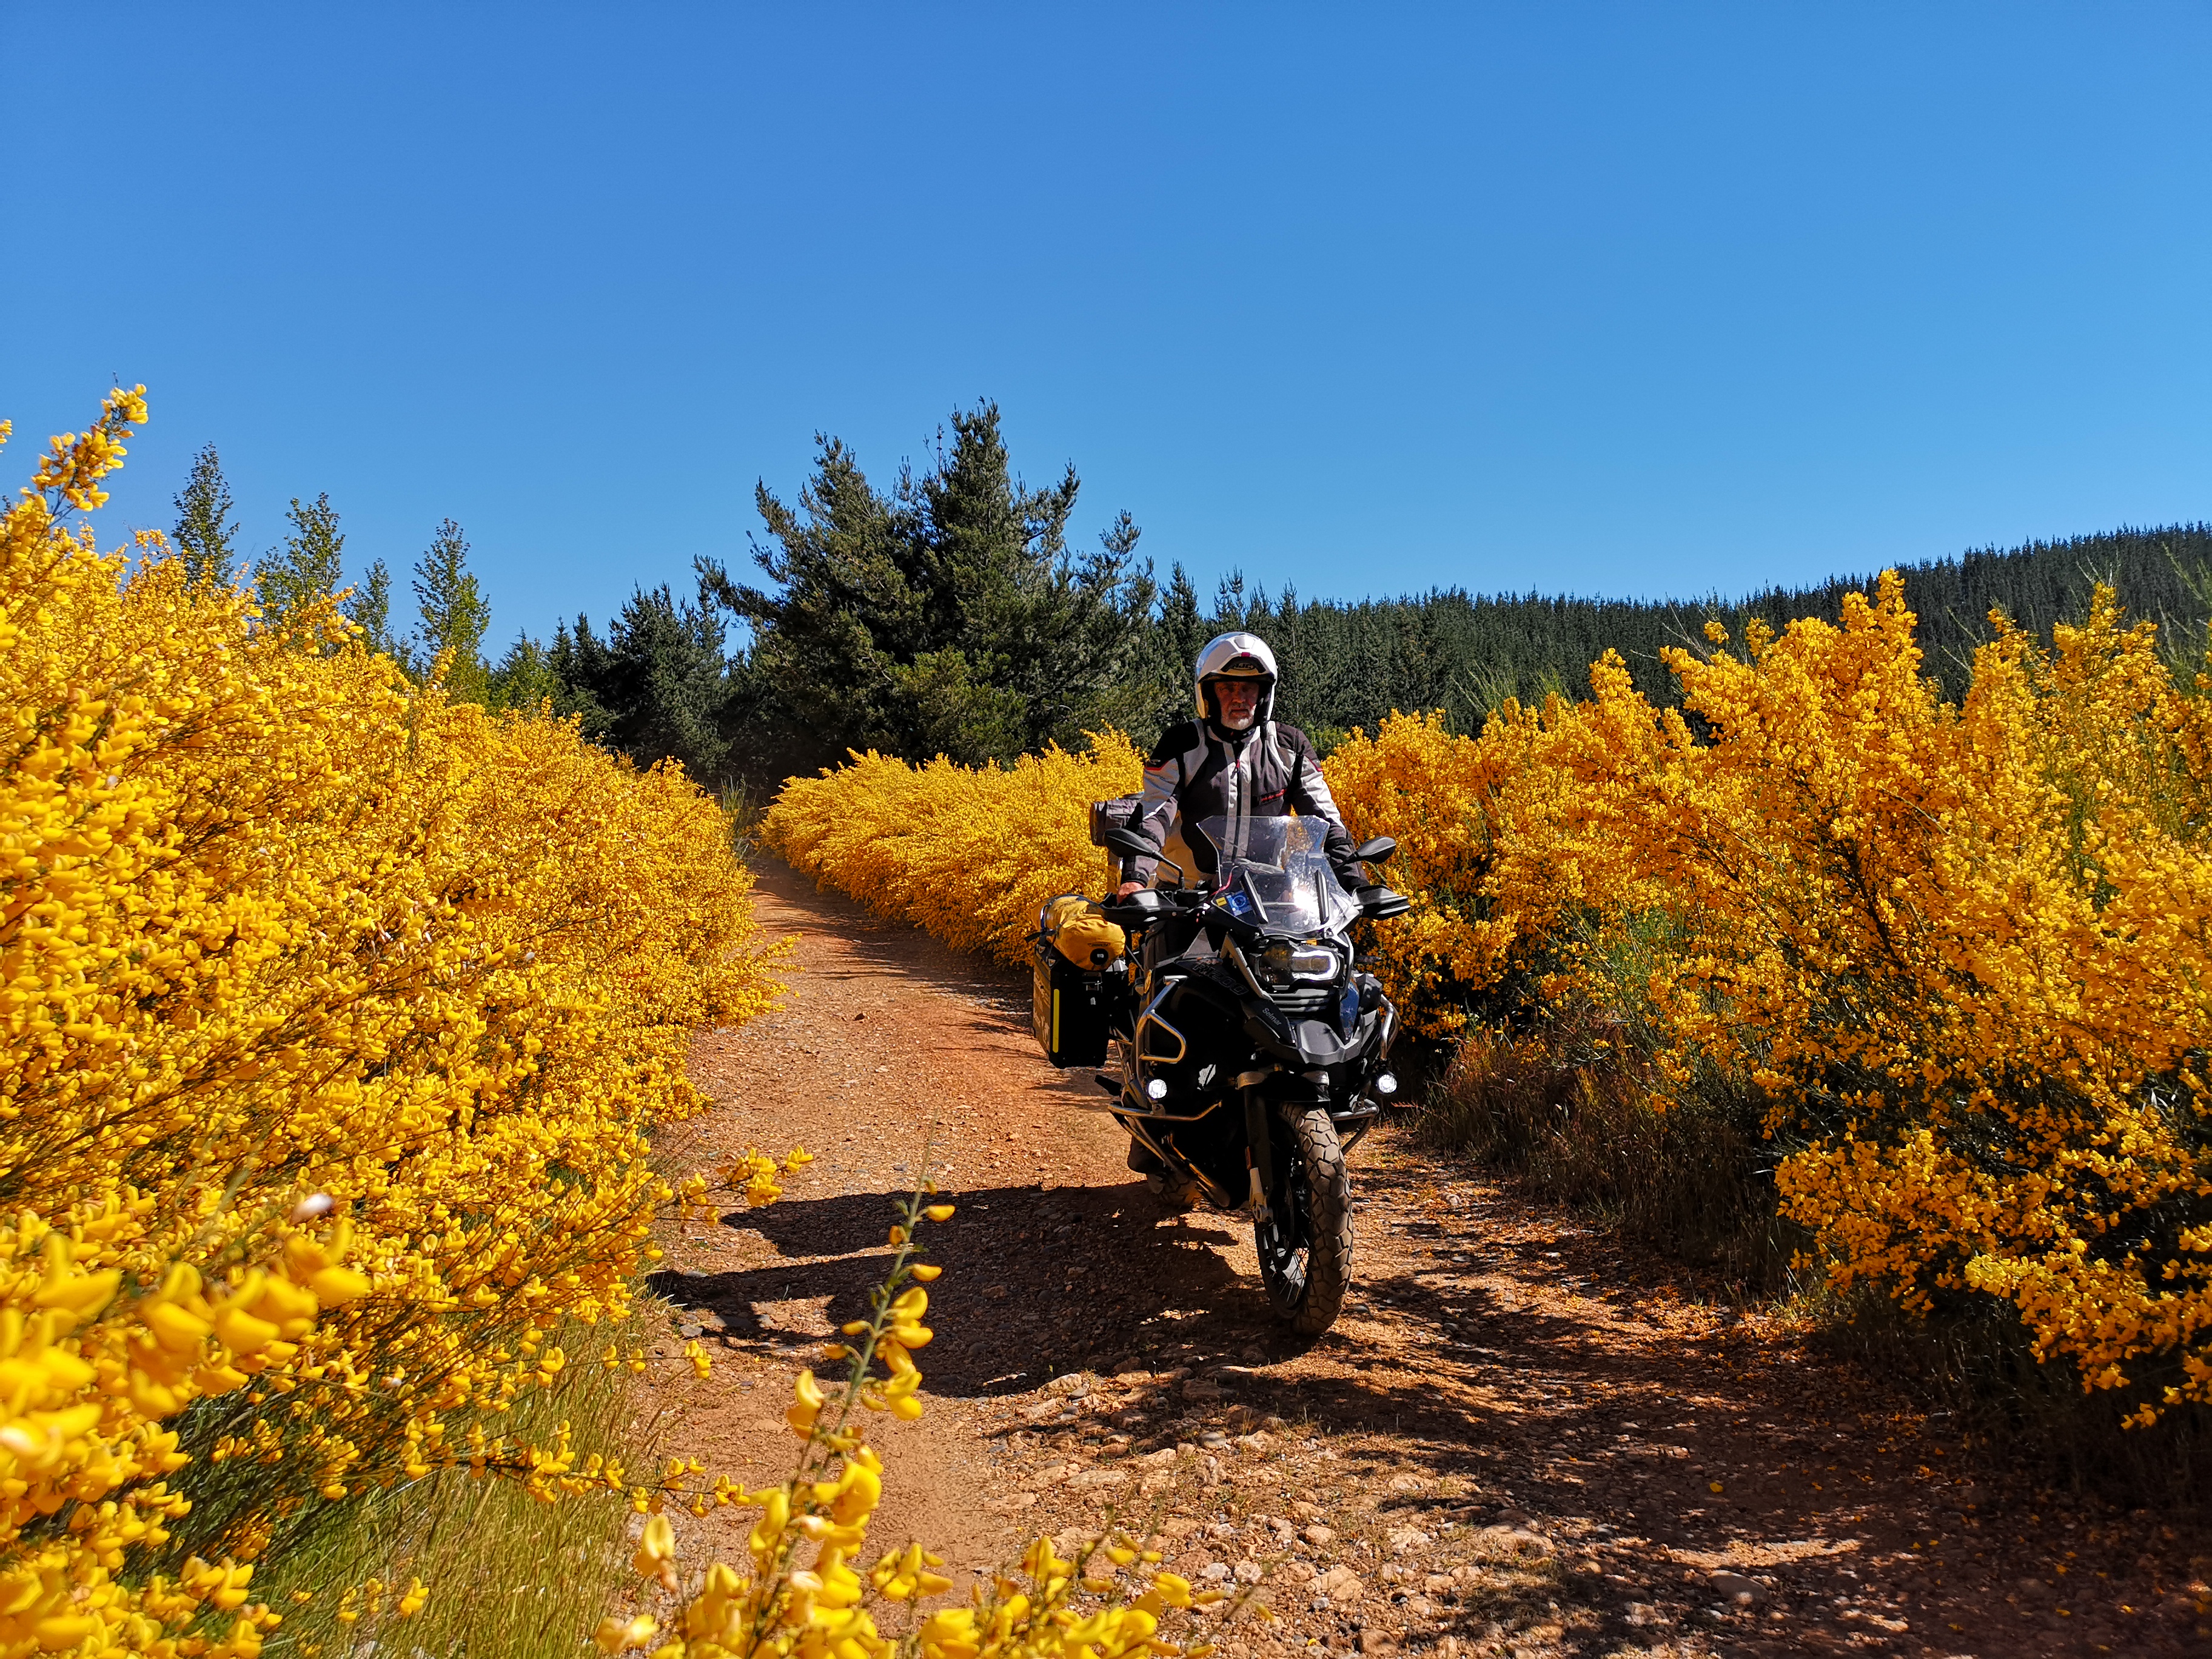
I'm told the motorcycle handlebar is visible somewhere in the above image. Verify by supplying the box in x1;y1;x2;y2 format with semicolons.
1102;886;1406;934
1098;887;1212;927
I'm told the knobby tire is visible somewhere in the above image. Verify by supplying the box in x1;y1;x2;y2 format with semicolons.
1256;1105;1353;1335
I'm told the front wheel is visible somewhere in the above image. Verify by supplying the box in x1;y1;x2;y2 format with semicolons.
1255;1106;1353;1334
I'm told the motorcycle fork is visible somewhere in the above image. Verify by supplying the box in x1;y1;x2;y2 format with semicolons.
1242;1088;1276;1224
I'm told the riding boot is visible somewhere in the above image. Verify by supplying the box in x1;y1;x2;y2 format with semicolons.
1128;1136;1196;1213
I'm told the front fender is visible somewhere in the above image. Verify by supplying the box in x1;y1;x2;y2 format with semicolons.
1241;999;1300;1061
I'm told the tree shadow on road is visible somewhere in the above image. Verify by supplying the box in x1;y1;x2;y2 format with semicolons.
651;1178;1326;1398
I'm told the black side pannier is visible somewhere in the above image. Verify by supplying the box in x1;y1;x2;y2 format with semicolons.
1030;893;1125;1068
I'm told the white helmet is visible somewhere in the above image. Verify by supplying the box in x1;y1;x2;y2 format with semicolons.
1193;632;1278;731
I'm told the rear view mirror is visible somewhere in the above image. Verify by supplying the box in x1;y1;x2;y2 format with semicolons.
1353;837;1397;864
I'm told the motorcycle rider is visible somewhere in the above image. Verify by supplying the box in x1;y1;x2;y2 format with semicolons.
1114;631;1363;900
1113;632;1365;1199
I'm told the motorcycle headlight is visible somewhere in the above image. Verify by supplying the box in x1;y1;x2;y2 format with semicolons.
1258;941;1339;985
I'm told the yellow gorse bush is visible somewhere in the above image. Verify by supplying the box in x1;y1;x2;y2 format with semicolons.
1;389;782;1654
1335;577;2212;1417
763;713;1566;1037
765;739;1142;966
1603;581;2212;1419
768;575;2212;1417
1322;703;1567;1038
608;1190;1235;1659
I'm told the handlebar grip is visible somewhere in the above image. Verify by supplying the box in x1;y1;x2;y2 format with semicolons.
1357;886;1412;920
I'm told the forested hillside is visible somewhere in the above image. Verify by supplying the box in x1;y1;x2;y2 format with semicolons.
551;404;2212;776
204;404;2212;782
1228;522;2212;748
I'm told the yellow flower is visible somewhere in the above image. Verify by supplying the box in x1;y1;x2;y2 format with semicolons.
882;1370;925;1421
593;1614;658;1654
786;1369;826;1439
633;1513;679;1589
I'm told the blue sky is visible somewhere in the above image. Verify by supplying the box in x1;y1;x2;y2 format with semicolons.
5;4;2208;649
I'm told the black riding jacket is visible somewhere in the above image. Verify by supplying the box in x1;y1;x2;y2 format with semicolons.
1124;718;1362;889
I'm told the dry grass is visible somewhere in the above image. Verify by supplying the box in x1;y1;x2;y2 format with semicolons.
1415;1007;1795;1287
1822;1284;2212;1505
1419;997;2212;1503
721;778;769;863
256;1307;656;1658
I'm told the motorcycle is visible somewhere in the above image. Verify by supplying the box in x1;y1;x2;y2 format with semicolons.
1084;814;1410;1335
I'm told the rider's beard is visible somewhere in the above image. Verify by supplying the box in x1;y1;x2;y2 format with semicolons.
1211;682;1261;731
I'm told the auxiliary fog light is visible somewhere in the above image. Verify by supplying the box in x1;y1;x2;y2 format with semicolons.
1145;1078;1170;1101
1374;1072;1399;1097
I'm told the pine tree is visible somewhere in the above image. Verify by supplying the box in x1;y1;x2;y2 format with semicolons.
172;444;238;588
259;493;347;634
412;518;491;702
545;620;610;733
597;509;2212;776
700;400;1159;770
488;633;562;712
340;558;405;665
1138;561;1210;734
548;581;739;780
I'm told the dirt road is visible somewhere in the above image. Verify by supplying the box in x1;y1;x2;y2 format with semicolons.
629;860;2208;1657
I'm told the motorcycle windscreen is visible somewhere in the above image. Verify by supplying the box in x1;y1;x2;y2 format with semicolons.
1189;816;1353;931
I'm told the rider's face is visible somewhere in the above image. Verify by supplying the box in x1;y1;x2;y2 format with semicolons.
1213;679;1262;728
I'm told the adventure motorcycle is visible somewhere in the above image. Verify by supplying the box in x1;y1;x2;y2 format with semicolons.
1036;813;1409;1335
